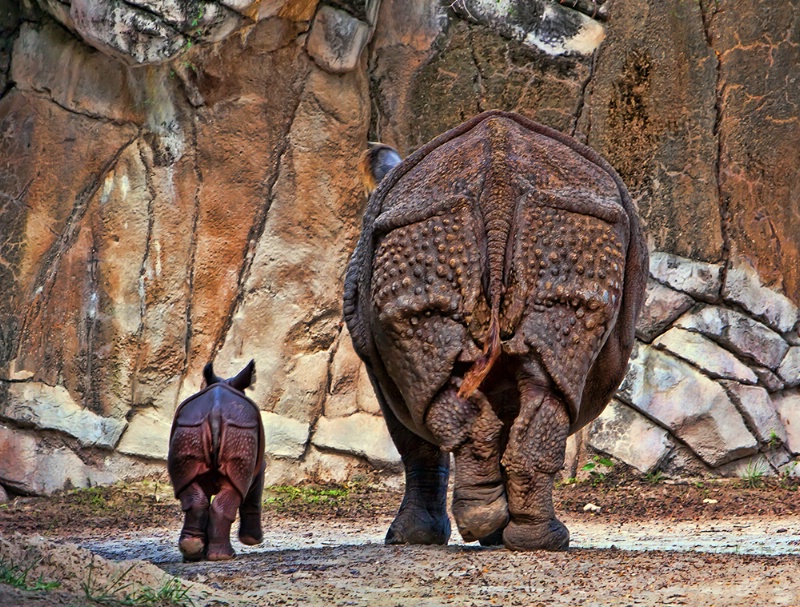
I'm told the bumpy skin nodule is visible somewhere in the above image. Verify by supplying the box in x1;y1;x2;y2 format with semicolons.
344;111;648;551
167;360;265;561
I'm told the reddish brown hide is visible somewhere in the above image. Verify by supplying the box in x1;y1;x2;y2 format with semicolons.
167;359;265;561
344;111;648;551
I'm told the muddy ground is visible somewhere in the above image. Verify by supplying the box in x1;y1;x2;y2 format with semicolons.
1;469;799;606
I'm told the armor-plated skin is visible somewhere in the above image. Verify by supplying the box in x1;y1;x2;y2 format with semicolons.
344;111;647;551
167;360;265;561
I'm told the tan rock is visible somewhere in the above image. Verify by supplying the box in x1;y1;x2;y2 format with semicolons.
116;410;173;460
312;413;401;468
3;381;127;448
11;22;143;123
262;411;310;459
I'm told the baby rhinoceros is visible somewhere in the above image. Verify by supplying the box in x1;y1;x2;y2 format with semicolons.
168;360;265;561
345;111;648;551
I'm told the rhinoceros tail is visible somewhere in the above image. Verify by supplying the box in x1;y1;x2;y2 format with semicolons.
209;404;222;469
458;306;501;399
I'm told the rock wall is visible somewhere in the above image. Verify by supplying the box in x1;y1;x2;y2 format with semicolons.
0;0;797;496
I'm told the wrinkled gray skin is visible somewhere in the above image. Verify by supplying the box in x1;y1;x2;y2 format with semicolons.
344;111;647;551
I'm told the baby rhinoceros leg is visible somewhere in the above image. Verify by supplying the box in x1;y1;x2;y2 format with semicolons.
238;460;265;546
176;482;210;562
501;366;570;551
205;479;242;561
426;381;508;544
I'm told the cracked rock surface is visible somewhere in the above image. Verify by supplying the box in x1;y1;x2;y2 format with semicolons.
0;0;798;495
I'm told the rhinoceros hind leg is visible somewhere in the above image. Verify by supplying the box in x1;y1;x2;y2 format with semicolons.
380;400;450;545
177;482;210;562
238;461;265;546
206;480;242;561
427;383;508;543
501;375;570;552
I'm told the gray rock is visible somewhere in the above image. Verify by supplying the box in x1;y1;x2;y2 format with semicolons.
588;400;672;474
720;381;787;445
262;412;310;459
3;381;127;448
450;0;606;57
773;390;800;455
654;327;758;384
753;366;786;393
778;347;800;388
70;0;187;65
306;5;371;73
649;252;723;302
619;344;758;467
764;447;793;470
0;484;7;503
67;0;244;65
676;305;789;370
723;261;800;333
312;412;400;468
786;328;800;347
635;279;695;342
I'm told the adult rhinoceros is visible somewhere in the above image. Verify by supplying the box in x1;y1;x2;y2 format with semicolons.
344;110;647;551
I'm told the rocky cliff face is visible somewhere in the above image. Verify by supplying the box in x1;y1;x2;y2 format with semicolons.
0;0;798;496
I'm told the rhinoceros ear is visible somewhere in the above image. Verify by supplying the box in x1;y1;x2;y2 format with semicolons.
228;359;256;392
359;143;402;195
203;362;223;387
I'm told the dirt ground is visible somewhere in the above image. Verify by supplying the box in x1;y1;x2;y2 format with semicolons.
1;469;799;607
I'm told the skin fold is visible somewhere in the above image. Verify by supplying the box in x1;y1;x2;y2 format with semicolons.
344;110;647;551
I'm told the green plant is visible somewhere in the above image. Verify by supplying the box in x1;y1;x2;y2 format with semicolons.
739;459;767;489
0;557;60;592
264;485;350;506
645;470;664;485
581;455;615;487
767;429;782;449
69;486;108;510
780;462;799;491
81;559;194;606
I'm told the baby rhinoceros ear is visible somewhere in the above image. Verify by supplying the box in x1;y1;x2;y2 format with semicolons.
228;359;256;392
359;143;402;196
203;362;223;387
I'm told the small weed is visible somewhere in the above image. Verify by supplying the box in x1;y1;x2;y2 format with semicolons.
0;557;60;592
81;558;194;606
767;429;782;449
264;485;350;507
68;486;108;511
645;470;664;485
780;462;799;491
739;459;767;489
581;456;615;487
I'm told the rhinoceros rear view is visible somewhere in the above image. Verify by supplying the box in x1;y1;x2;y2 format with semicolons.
344;111;647;551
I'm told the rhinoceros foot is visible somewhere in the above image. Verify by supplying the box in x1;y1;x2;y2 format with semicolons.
385;501;451;545
206;544;236;561
502;518;569;552
178;536;205;562
451;486;508;543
